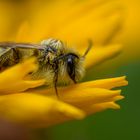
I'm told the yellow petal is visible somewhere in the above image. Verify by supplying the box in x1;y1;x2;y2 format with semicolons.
31;87;125;110
84;44;122;68
27;75;127;127
0;58;45;94
84;102;121;115
0;93;85;128
74;76;128;89
21;0;123;46
54;11;122;47
31;76;127;109
48;88;122;108
16;21;30;42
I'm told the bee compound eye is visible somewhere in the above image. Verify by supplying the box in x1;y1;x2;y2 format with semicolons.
67;57;72;63
67;55;76;83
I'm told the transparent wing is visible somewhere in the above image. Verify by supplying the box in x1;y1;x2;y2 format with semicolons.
0;42;43;49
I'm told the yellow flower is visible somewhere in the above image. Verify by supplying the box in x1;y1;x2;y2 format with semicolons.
0;58;127;128
0;0;128;128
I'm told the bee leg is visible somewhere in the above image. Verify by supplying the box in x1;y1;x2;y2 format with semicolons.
53;64;59;98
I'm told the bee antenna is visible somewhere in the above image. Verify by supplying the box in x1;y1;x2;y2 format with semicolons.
83;40;93;57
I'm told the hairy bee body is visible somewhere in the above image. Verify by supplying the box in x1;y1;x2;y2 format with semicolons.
0;39;86;88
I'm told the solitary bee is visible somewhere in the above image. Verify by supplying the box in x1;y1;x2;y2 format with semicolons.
0;38;92;96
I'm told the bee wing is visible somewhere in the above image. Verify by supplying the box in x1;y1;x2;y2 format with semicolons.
0;47;11;58
0;42;43;49
0;42;45;58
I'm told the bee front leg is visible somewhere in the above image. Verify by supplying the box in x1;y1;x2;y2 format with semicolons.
53;64;59;98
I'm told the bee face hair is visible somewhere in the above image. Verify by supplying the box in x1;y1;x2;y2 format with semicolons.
53;53;81;83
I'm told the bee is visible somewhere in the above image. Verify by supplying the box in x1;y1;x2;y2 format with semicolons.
0;38;92;97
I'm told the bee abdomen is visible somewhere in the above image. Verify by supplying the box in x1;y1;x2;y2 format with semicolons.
0;48;21;72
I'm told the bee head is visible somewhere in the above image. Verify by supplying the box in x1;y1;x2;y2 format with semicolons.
53;53;84;83
53;40;93;84
64;40;93;83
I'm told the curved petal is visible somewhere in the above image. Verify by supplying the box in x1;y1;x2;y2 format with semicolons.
53;11;122;47
0;93;85;128
84;44;122;68
0;58;45;94
72;76;128;89
15;21;30;42
84;101;121;115
37;88;122;108
30;76;127;108
15;0;123;47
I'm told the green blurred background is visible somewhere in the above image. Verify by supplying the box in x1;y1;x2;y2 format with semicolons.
33;60;140;140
